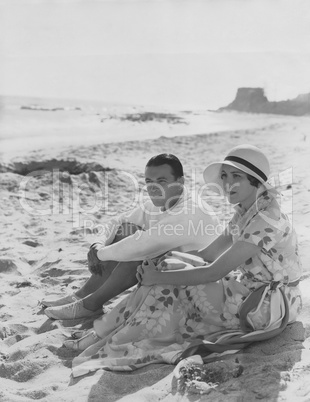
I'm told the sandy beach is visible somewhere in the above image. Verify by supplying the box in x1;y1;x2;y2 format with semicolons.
0;99;310;401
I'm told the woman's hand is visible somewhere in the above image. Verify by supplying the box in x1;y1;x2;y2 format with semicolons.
136;258;197;287
136;259;160;286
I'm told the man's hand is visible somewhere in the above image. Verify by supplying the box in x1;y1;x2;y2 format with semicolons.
87;243;103;276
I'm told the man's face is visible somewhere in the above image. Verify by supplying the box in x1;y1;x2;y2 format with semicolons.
144;164;183;209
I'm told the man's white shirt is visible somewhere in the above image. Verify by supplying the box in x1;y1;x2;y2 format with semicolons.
97;190;219;261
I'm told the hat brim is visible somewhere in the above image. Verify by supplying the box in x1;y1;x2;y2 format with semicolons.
203;161;273;193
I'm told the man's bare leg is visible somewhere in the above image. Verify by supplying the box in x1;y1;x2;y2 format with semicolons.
74;260;119;299
75;222;141;299
44;259;141;319
75;222;141;298
42;222;140;307
40;262;117;307
44;222;142;318
81;260;140;311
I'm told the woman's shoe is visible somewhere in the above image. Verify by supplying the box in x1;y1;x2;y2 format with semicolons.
63;330;100;351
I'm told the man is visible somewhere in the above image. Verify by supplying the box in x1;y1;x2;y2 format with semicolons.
43;153;218;320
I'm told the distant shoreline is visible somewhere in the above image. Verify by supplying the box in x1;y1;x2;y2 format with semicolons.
1;95;309;164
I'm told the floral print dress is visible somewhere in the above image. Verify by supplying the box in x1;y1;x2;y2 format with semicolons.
71;190;302;378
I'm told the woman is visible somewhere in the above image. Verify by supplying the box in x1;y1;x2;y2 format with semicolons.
64;144;302;378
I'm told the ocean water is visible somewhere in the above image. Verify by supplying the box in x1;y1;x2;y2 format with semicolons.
1;92;307;162
1;0;310;109
1;0;309;158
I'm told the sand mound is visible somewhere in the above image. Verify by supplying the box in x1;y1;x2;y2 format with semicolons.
0;159;112;176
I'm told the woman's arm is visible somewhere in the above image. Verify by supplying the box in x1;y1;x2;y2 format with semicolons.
198;232;233;262
139;240;260;287
160;232;233;266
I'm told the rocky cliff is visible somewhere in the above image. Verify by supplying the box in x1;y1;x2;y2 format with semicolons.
219;87;310;116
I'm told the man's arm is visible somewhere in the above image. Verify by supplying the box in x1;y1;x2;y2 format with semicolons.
97;227;173;262
92;203;146;247
87;205;147;273
97;215;188;262
97;205;220;262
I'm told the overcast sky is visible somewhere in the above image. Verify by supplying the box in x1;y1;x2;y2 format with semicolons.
1;0;310;108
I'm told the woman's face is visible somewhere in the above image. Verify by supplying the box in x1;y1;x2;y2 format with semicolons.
220;164;259;209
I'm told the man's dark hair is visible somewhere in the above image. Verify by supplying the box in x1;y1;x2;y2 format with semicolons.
146;154;184;179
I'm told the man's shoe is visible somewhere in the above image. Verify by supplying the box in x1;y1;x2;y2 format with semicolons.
44;300;102;320
41;293;80;308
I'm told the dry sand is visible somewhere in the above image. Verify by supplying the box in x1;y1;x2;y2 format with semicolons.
0;101;310;401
